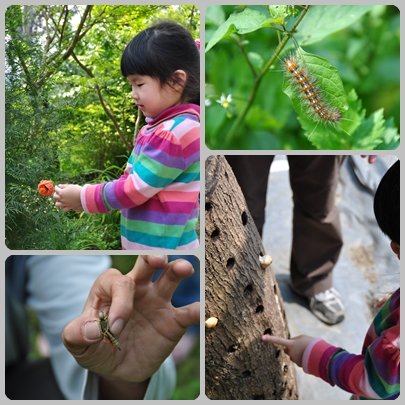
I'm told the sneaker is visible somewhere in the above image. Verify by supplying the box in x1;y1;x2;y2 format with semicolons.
309;288;345;325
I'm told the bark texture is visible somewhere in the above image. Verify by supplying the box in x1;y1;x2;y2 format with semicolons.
205;155;298;400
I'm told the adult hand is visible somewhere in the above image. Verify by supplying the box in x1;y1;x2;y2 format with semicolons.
54;184;83;211
62;255;199;397
261;334;314;367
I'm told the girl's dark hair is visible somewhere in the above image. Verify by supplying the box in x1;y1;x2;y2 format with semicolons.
373;160;400;244
121;21;200;105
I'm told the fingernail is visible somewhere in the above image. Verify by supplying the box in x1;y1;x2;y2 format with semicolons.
83;321;101;340
111;319;124;335
145;254;167;262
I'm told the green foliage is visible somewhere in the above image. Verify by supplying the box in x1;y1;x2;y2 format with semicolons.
5;5;200;249
205;5;399;150
295;5;373;46
172;341;200;400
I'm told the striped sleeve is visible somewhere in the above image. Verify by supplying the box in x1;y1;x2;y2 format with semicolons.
80;121;199;213
302;327;400;399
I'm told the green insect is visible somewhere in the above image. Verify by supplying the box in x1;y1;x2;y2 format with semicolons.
98;310;121;351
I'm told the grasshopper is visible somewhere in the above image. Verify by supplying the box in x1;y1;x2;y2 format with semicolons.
98;310;121;351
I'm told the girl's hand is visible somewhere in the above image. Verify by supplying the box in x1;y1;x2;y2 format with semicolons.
261;334;315;367
62;255;199;397
54;184;83;211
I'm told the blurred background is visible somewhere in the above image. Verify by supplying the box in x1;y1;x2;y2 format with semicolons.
205;5;399;149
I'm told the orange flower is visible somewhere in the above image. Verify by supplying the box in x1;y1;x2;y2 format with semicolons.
38;179;55;197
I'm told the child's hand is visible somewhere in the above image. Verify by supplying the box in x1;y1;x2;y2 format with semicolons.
54;184;83;212
261;334;315;367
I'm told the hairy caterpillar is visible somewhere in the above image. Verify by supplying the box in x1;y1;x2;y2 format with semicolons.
284;55;341;124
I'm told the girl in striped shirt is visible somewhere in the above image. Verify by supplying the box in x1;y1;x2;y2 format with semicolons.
262;160;400;399
54;21;200;250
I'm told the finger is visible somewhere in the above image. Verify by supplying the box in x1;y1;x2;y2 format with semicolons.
261;335;291;348
62;315;101;356
84;268;136;335
368;155;377;164
174;302;200;329
155;259;194;301
126;255;168;284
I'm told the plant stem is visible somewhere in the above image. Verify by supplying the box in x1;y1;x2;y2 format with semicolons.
223;5;310;147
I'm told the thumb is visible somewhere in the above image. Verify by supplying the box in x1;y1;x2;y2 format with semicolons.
62;315;101;356
261;334;291;348
175;302;200;329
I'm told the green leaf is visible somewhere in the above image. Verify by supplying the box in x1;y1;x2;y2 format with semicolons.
206;5;226;26
351;109;386;149
282;48;356;148
206;8;275;52
377;117;400;150
296;5;373;45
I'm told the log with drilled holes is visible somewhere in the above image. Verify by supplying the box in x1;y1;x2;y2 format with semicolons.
205;155;298;400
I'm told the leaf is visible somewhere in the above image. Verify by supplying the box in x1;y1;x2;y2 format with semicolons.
283;48;348;115
282;48;356;149
283;49;365;149
377;118;400;150
352;109;385;149
205;5;226;26
206;8;277;52
295;5;373;45
351;109;398;150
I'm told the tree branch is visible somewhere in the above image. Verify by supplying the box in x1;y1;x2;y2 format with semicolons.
59;6;69;48
224;5;310;146
35;5;94;87
72;52;132;151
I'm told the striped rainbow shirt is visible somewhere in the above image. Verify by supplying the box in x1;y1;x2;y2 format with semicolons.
303;288;400;399
80;103;200;250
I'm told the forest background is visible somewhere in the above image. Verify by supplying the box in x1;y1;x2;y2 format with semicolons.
5;4;199;251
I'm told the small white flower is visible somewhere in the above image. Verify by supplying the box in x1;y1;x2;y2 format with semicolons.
216;93;232;109
205;98;212;107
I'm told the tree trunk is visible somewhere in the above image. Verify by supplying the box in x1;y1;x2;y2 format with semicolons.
205;155;298;400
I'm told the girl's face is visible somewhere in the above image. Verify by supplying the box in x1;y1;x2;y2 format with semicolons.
127;74;182;118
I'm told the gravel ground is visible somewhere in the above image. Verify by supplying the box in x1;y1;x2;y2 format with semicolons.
261;155;399;400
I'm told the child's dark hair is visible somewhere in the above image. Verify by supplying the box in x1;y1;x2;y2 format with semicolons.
373;160;400;245
121;21;200;105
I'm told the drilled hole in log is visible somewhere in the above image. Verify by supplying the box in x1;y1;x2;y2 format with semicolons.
241;370;251;378
205;201;213;211
273;284;277;295
241;211;248;225
276;349;281;358
253;395;264;400
255;304;264;313
226;257;235;270
263;327;272;335
244;284;253;294
211;227;220;239
227;344;239;353
283;364;289;373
